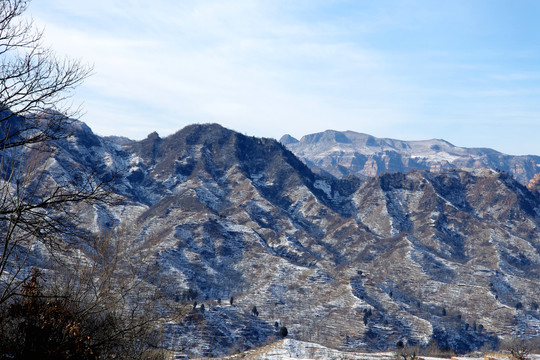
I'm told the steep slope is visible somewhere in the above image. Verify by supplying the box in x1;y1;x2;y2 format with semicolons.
280;130;540;184
30;122;540;356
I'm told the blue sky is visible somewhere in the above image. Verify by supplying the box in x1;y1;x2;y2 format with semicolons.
28;0;540;155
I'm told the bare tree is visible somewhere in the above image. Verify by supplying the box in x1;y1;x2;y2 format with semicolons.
0;0;105;305
0;3;174;358
502;338;535;360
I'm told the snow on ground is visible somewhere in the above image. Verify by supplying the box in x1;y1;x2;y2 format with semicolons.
212;339;396;360
313;180;332;198
203;340;537;360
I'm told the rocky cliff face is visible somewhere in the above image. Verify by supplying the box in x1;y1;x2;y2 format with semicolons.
528;173;540;194
29;123;540;356
280;130;540;185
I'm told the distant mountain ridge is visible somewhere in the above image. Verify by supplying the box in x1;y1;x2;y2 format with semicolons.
280;130;540;185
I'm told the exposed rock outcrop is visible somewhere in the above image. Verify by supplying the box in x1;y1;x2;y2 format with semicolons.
528;173;540;193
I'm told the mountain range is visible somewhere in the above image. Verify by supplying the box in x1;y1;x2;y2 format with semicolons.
24;121;540;356
280;130;540;185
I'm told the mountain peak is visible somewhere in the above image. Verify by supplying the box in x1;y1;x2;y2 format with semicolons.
300;129;353;144
279;134;299;145
146;131;160;140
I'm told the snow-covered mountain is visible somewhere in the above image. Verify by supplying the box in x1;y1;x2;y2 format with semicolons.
280;130;540;185
27;122;540;356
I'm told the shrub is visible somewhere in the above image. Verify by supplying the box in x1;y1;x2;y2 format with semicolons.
396;345;420;360
0;269;95;359
0;263;166;360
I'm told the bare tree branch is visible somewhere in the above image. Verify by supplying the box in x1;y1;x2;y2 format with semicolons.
0;0;100;305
